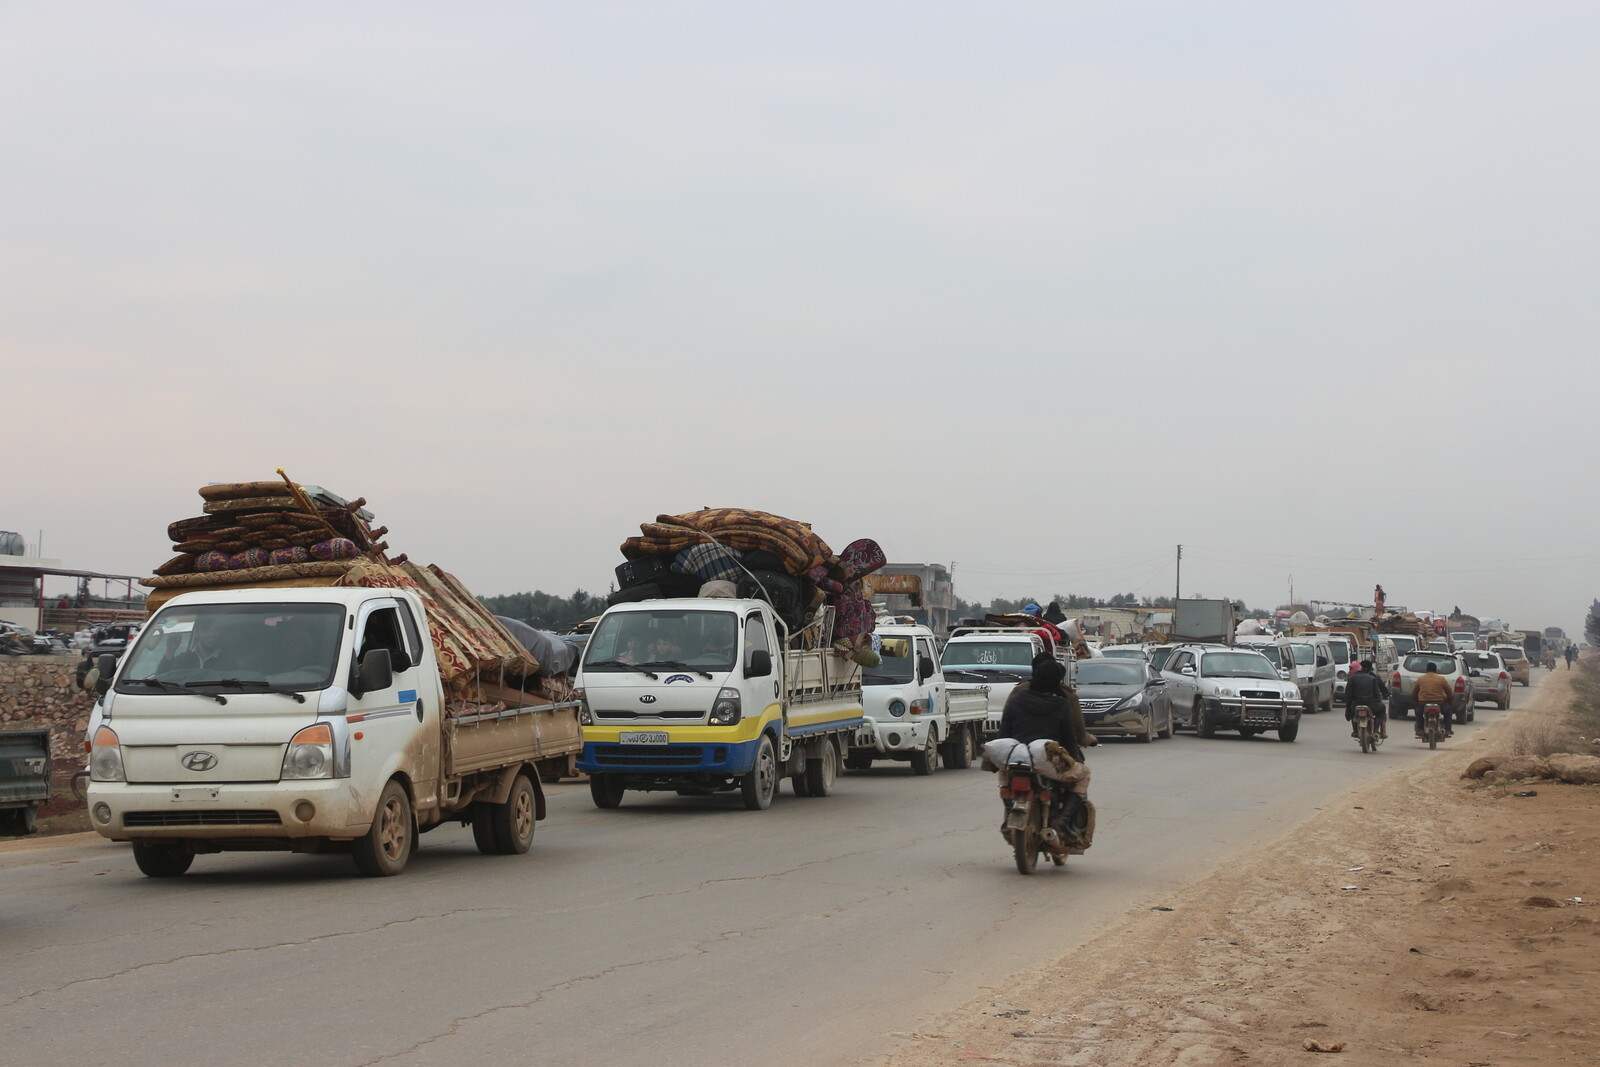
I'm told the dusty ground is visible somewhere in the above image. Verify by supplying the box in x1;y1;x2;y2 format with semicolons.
884;662;1600;1066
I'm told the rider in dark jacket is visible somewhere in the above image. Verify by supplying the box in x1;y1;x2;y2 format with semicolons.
1344;659;1390;738
997;656;1096;762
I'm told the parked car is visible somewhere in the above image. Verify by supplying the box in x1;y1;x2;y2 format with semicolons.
1162;646;1303;741
91;623;141;655
0;622;53;655
1075;658;1172;742
1099;645;1151;662
1390;651;1476;723
1491;644;1531;687
1461;649;1511;709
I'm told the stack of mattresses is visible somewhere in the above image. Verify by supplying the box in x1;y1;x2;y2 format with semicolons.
141;478;392;610
1373;612;1432;640
614;508;885;654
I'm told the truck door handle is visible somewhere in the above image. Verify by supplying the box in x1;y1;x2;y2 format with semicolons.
416;700;424;723
774;681;780;698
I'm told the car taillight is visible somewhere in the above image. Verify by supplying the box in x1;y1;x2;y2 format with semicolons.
1392;672;1401;687
1499;672;1508;680
1455;676;1466;692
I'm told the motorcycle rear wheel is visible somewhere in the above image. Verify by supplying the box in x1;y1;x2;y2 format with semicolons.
1013;824;1039;875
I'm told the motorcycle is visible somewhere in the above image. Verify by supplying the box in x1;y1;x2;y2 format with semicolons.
1352;704;1382;754
1000;761;1068;873
1418;701;1447;749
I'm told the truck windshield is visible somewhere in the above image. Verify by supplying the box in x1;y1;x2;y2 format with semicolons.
116;603;345;693
1388;636;1417;654
585;609;738;673
863;636;914;685
1290;644;1315;665
941;641;1034;671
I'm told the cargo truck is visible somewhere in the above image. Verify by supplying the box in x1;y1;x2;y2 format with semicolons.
85;587;580;877
846;620;989;774
576;597;864;809
1174;598;1238;645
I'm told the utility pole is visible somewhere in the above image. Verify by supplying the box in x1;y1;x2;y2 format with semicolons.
1175;544;1182;604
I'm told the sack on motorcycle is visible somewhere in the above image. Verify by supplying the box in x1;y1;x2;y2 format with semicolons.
980;737;1084;783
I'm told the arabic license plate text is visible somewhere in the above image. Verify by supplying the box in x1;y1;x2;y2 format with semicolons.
620;731;670;745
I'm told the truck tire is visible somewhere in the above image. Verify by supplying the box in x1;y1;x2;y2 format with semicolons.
131;841;194;878
909;732;938;776
790;771;812;797
352;780;413;877
1277;720;1299;742
486;773;536;854
804;740;837;796
589;774;625;810
1195;700;1216;739
470;804;499;854
943;725;975;769
742;735;778;810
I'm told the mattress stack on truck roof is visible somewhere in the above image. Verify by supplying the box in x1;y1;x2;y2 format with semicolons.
610;507;886;661
137;471;559;708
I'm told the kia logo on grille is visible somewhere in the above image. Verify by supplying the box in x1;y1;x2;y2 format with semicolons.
182;751;218;772
639;695;657;704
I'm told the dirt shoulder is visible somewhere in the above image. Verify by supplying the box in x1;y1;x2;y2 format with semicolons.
883;663;1600;1066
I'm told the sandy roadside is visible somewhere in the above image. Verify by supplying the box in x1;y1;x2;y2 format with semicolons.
882;665;1600;1066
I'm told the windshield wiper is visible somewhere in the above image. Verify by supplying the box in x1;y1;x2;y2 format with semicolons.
961;667;1026;681
635;660;713;680
123;677;227;705
584;659;659;679
187;678;307;703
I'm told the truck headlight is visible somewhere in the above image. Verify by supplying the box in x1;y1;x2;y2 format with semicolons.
89;726;125;782
710;687;742;725
281;723;334;780
888;699;907;718
577;689;593;726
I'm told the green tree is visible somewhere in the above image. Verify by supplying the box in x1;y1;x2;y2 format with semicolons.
1586;599;1600;649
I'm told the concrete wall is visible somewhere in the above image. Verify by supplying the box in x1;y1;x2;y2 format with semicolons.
0;657;93;759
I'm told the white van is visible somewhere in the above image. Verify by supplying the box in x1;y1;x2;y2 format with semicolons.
1284;636;1335;713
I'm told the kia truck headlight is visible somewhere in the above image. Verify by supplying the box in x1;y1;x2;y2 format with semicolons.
888;698;907;718
89;726;125;782
710;687;742;725
281;723;334;780
577;689;594;726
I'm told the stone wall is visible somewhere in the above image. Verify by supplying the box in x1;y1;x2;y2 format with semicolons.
0;657;94;759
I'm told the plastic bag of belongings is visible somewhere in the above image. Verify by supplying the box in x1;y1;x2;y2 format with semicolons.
608;507;886;663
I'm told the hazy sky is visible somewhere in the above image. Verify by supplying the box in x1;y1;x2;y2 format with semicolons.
5;2;1597;635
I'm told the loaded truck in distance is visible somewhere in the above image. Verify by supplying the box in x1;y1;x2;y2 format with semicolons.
86;587;580;877
847;620;988;774
576;598;864;809
1174;599;1238;645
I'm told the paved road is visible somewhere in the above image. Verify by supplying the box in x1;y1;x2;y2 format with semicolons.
0;674;1541;1066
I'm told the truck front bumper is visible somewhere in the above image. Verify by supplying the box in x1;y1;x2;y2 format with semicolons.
577;737;761;777
86;779;371;841
851;718;931;754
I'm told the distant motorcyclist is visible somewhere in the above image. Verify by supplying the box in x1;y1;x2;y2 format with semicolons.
1344;658;1390;738
1410;662;1455;738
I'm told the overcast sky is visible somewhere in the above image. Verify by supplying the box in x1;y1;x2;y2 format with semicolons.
4;2;1596;635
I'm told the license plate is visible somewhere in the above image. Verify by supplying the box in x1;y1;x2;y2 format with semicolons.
171;787;221;803
619;731;670;745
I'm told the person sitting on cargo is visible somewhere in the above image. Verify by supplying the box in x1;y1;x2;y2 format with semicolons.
1344;658;1389;738
1410;663;1455;738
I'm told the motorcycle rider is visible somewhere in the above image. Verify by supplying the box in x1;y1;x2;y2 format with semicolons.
1344;658;1390;738
1410;662;1455;738
997;656;1098;839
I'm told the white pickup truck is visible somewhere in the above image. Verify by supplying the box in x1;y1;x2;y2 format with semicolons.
940;626;1074;736
576;598;864;808
847;621;989;774
85;587;580;877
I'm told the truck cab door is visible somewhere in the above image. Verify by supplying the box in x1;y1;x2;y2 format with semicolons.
744;610;780;708
916;636;943;715
348;598;436;805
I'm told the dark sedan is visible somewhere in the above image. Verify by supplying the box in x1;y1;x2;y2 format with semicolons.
1075;658;1173;742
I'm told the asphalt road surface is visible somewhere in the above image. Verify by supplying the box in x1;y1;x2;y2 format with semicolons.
0;676;1538;1066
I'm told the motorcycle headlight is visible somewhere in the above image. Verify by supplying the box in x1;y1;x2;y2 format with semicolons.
710;687;742;725
281;723;333;780
89;726;124;782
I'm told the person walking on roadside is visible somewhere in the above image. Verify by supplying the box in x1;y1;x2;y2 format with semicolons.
1566;645;1578;669
1410;662;1455;739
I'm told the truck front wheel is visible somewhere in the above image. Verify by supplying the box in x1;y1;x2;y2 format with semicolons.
352;780;414;877
589;774;625;810
742;735;778;810
131;840;193;878
910;732;939;776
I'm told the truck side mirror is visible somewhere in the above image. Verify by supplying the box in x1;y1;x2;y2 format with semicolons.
918;656;936;681
746;649;772;678
352;648;393;698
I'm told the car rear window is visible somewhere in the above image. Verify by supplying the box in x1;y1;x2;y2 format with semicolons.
1403;654;1458;675
1462;652;1500;669
1492;647;1526;661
